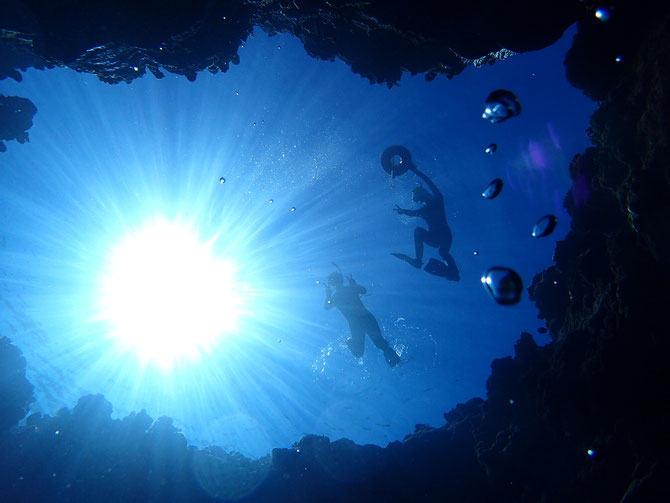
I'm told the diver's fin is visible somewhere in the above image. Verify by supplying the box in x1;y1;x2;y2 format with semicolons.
424;258;450;277
391;253;422;269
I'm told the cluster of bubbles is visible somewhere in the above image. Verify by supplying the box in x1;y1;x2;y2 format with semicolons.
478;89;558;305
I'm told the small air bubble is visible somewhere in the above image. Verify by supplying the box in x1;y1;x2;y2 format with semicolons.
235;91;239;96
482;178;504;199
133;66;139;72
219;177;225;184
269;199;274;204
587;449;596;457
290;207;296;212
473;251;479;256
615;56;622;62
532;215;558;238
484;144;498;154
595;8;610;21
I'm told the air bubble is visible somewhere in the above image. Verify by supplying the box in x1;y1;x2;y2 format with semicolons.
219;177;226;184
269;199;274;204
485;144;497;154
481;267;523;305
532;215;558;238
290;207;296;212
587;449;596;457
482;90;521;124
482;178;503;199
473;251;479;256
595;8;610;21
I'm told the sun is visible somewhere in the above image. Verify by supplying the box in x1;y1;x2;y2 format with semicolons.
97;217;244;369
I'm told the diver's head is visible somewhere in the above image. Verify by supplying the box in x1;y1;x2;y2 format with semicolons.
412;186;431;203
327;271;343;288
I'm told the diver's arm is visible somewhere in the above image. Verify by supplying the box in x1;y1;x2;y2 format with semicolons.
348;276;367;295
411;166;442;198
394;205;420;217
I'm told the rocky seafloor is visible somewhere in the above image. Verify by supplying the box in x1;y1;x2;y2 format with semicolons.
1;1;669;501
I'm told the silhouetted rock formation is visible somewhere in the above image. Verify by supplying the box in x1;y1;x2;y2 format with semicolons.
0;337;33;433
0;94;37;152
0;1;582;86
1;1;669;502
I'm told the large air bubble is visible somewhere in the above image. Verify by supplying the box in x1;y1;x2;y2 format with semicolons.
482;90;521;124
481;267;523;305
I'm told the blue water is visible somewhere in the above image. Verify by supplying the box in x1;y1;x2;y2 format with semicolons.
0;27;594;458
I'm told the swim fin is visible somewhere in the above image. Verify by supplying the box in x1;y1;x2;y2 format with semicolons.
424;258;450;277
391;253;422;269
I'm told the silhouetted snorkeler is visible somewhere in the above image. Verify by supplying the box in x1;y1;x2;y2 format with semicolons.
392;163;460;281
324;266;401;367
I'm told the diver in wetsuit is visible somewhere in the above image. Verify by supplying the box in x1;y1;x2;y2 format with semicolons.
392;164;460;281
324;269;401;367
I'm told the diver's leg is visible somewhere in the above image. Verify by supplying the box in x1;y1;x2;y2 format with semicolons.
364;314;401;367
438;247;461;282
346;321;366;359
414;227;428;264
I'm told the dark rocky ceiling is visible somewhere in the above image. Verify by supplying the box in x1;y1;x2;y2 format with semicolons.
1;0;582;86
